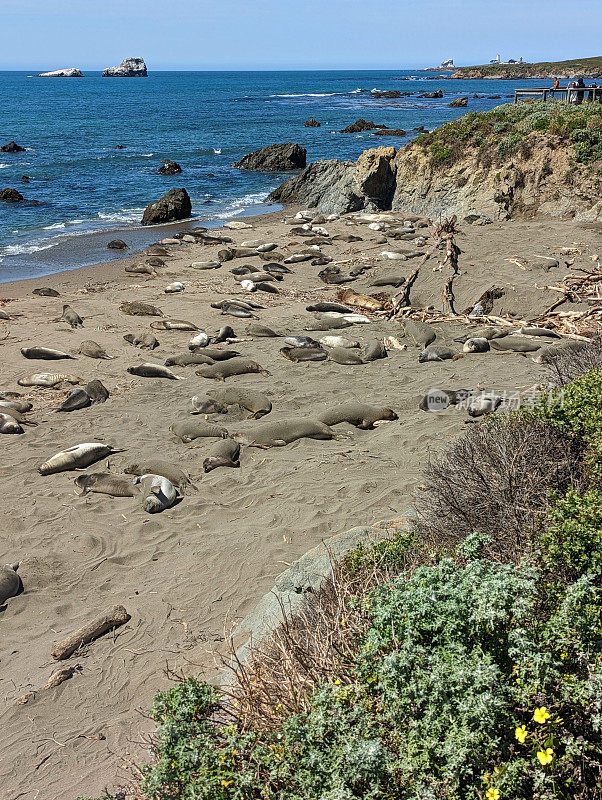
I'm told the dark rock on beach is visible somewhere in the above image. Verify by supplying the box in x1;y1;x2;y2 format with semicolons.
107;239;128;250
232;143;307;171
158;160;182;175
1;141;25;153
449;97;468;107
102;57;148;77
0;188;24;203
340;119;387;133
304;119;321;127
141;188;192;225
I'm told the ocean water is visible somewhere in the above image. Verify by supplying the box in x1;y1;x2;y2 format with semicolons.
0;69;546;282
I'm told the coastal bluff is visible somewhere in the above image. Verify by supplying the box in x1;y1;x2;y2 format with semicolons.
102;57;147;77
270;101;602;223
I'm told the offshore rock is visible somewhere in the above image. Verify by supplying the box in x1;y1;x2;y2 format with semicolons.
102;57;148;77
0;188;24;202
1;141;25;153
158;160;182;175
141;188;192;225
232;143;306;171
36;68;83;77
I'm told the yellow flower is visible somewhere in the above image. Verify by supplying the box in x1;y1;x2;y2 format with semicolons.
515;725;528;744
486;788;500;800
334;678;341;685
537;748;554;766
221;779;233;787
533;706;551;724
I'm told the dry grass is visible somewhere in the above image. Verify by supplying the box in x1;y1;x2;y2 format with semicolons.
414;415;587;561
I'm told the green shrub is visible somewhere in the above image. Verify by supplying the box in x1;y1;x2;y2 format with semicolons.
497;132;524;158
542;489;602;578
571;128;602;163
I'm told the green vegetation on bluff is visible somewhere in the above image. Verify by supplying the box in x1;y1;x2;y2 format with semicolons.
452;56;602;79
415;99;602;167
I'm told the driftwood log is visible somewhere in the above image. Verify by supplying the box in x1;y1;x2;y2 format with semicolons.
51;605;131;660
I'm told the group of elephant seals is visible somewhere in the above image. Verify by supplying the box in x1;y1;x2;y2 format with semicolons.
58;379;109;412
235;419;335;448
74;473;138;497
21;346;75;360
169;420;229;443
124;332;159;350
203;438;241;472
206;387;272;419
318;403;398;429
124;460;195;493
0;563;21;605
39;443;123;475
195;358;270;381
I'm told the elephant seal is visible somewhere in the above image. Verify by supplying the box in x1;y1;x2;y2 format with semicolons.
165;353;215;367
120;301;163;317
0;399;32;414
491;338;541;353
21;346;75;360
280;346;328;362
78;340;114;359
418;346;455;363
235;419;335;448
151;319;199;331
454;326;511;343
189;331;210;348
169;420;229;443
125;263;157;277
0;406;36;426
419;388;471;412
247;324;280;337
467;394;502;417
86;379;109;403
369;274;406;288
135;474;179;513
0;413;23;434
196;348;240;361
61;305;83;328
190;396;229;415
329;347;364;365
284;335;321;349
74;473;138;497
123;332;159;350
58;388;91;412
39;443;123;475
364;340;387;361
203;439;241;472
33;287;60;297
195;358;270;381
124;460;195;494
306;302;354;314
532;339;587;364
165;282;185;294
127;363;184;379
517;326;561;338
0;563;21;605
304;317;352;331
403;320;436;348
463;337;490;354
213;326;236;343
320;335;360;349
318;404;397;429
206;387;272;419
18;373;80;387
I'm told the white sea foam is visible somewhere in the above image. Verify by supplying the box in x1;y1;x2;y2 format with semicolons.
214;192;271;219
0;163;9;169
270;92;337;98
97;208;145;223
213;148;222;154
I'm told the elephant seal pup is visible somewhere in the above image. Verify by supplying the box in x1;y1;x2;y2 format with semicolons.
195;358;270;381
18;373;80;388
78;340;114;359
517;326;561;338
86;379;109;404
74;472;138;497
165;353;215;368
21;346;76;360
418;346;455;363
0;399;32;414
364;340;387;361
304;317;352;331
235;419;335;448
151;319;199;331
213;326;236;343
320;335;360;349
463;337;490;354
403;319;436;348
247;324;280;337
58;388;91;412
280;346;328;362
329;347;364;365
454;326;511;343
124;332;159;350
135;474;179;513
318;404;398;430
120;301;163;317
203;438;241;472
306;302;355;314
169;420;229;443
467;394;502;417
165;282;185;294
39;443;123;475
419;388;471;412
124;461;196;494
0;563;21;605
33;287;60;297
125;263;157;277
189;331;210;348
284;335;321;349
61;305;83;327
190;396;229;415
0;406;36;426
206;387;272;419
490;338;541;353
127;363;184;379
0;413;23;434
196;348;240;361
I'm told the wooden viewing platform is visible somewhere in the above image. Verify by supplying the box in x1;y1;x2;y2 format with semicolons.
515;87;602;103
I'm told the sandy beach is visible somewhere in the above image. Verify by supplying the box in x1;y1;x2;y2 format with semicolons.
1;207;599;799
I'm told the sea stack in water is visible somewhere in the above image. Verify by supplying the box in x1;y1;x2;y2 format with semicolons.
1;141;25;153
232;143;306;171
0;188;24;203
36;68;84;77
141;188;192;225
158;160;182;175
102;57;148;77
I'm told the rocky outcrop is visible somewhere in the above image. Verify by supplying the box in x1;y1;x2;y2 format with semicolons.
232;143;306;171
449;97;468;107
0;188;24;202
141;188;192;225
1;141;25;153
373;128;407;137
107;239;128;250
340;118;386;133
269;146;397;214
36;68;83;77
419;90;444;99
158;160;182;175
102;57;147;77
304;119;321;127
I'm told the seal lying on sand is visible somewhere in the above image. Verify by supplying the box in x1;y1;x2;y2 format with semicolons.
33;287;60;297
124;333;159;350
195;358;270;381
39;443;123;475
124;460;195;494
135;474;179;513
0;399;32;414
463;337;490;353
532;339;587;364
21;346;76;360
235;419;335;448
318;403;398;429
418;346;454;363
165;353;215;367
364;340;387;361
18;373;80;387
78;340;114;359
203;438;241;472
403;320;436;348
151;319;199;331
58;380;109;412
0;413;23;434
329;347;364;365
491;338;541;353
206;387;272;419
280;346;328;362
190;396;229;415
120;301;163;317
0;563;21;605
127;363;184;379
169;420;229;443
74;473;138;497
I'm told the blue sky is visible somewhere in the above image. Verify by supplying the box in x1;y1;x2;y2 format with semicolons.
2;0;601;70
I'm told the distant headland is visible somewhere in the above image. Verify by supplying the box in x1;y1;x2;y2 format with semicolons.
449;55;602;79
